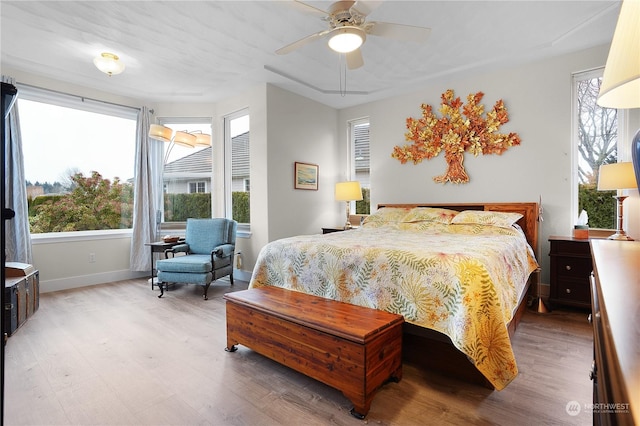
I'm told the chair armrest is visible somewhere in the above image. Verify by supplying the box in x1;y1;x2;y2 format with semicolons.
212;244;235;258
169;243;190;253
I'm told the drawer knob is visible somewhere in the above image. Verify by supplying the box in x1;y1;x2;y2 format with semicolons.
565;265;572;271
566;288;571;294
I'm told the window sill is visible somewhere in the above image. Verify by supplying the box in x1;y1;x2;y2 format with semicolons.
31;228;133;244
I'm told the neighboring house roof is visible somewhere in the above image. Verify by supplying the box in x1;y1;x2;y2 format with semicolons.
354;124;369;173
232;132;249;178
164;131;249;177
165;146;212;174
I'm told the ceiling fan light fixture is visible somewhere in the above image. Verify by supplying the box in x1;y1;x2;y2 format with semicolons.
328;26;365;53
93;52;125;76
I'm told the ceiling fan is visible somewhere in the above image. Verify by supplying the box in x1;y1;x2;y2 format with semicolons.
276;0;431;70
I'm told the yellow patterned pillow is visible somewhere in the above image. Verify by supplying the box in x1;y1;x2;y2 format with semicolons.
451;210;523;228
402;207;460;224
362;207;411;225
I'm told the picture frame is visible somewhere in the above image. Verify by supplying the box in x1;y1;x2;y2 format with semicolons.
294;162;319;190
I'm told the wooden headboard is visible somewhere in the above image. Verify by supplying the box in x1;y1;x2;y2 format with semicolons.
377;202;540;257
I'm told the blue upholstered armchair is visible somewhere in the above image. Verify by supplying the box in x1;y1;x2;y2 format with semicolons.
156;218;237;300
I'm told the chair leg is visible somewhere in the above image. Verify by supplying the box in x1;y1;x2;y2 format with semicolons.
203;283;210;300
229;273;234;286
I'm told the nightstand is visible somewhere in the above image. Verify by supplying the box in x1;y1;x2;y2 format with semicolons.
322;227;347;234
548;236;593;309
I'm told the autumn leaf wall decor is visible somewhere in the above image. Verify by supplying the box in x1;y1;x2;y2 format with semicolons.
391;89;521;184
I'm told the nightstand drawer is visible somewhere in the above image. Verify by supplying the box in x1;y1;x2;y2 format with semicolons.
552;280;591;306
550;239;591;257
554;256;593;280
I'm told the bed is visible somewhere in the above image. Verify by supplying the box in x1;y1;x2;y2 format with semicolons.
249;202;540;390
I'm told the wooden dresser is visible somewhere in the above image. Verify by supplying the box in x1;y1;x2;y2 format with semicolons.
589;240;639;426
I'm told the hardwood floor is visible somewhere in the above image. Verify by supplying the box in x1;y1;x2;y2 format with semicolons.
4;279;593;425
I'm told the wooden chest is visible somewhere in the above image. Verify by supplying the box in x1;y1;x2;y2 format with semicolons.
4;269;39;337
224;287;404;419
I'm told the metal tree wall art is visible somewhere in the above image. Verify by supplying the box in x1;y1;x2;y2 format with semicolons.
391;89;521;184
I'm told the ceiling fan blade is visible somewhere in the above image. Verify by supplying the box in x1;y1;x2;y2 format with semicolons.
346;49;364;70
276;30;330;55
351;0;382;18
292;0;329;17
366;21;431;42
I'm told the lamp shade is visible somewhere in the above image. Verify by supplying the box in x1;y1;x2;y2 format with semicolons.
597;0;640;108
193;132;211;147
597;162;638;190
93;52;125;76
149;124;173;143
172;131;196;148
335;181;363;201
328;26;365;53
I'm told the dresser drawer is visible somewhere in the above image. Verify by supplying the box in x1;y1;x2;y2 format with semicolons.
553;256;593;280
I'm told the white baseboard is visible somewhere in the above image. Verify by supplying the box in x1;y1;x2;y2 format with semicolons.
40;270;149;293
40;268;254;293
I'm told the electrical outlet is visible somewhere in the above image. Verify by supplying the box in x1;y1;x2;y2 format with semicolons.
89;253;96;263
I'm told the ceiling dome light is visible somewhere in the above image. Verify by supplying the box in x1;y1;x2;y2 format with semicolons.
328;26;365;53
93;52;125;76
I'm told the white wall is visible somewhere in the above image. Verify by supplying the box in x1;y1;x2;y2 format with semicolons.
32;232;147;293
337;44;640;284
265;84;341;242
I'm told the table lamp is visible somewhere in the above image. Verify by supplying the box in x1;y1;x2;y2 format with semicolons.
335;181;363;229
597;162;637;240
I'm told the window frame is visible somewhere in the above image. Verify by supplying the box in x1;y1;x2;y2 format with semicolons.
156;116;213;228
17;84;138;239
347;117;370;215
189;181;206;193
571;67;628;232
224;109;250;231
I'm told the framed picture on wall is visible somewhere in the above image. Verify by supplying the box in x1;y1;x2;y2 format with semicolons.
294;162;319;190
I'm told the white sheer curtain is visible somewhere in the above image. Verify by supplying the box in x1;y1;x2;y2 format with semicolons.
130;107;162;271
2;75;32;264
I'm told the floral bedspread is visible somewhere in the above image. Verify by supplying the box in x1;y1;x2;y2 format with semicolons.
249;221;538;390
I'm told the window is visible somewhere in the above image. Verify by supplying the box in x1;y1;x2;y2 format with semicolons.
225;111;250;225
158;119;212;222
348;118;370;214
573;69;623;229
189;181;206;193
18;86;137;233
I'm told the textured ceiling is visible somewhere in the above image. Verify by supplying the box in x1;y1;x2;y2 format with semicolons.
0;0;621;109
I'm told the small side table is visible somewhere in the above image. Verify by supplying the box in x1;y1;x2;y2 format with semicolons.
145;241;181;289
